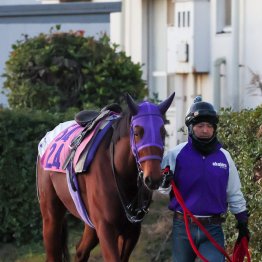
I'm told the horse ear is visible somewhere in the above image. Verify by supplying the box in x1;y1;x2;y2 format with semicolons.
158;92;175;115
126;93;139;115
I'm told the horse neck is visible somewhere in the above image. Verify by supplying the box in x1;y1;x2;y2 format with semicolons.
113;136;138;184
110;112;139;189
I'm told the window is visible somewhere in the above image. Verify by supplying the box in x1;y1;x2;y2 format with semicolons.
178;11;181;27
224;0;232;27
176;10;191;28
182;11;185;27
216;0;232;33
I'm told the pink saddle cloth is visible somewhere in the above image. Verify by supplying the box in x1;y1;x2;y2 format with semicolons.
40;123;98;173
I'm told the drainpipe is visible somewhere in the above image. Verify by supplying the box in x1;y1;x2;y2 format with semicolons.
231;0;240;110
146;0;153;97
213;58;226;111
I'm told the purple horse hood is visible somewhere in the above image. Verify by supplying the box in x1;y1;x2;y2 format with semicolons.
130;102;165;162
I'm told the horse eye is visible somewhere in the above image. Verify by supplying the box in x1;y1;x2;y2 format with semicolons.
133;126;144;139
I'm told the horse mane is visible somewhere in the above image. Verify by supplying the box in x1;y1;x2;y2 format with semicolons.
111;109;132;145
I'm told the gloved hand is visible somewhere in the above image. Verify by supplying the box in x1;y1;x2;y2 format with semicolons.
160;165;173;188
236;221;250;244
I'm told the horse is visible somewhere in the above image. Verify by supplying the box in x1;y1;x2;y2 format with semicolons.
36;93;175;262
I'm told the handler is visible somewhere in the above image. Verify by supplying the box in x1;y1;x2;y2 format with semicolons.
160;97;250;262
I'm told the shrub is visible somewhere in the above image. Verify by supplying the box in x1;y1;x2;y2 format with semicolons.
0;109;68;244
218;106;262;261
2;27;147;112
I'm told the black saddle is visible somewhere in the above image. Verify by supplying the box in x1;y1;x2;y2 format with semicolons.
101;103;122;114
75;103;122;127
75;110;100;127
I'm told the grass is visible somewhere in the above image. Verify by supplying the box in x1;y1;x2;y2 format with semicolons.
0;193;173;262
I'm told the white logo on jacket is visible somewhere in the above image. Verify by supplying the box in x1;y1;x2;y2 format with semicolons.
212;162;227;169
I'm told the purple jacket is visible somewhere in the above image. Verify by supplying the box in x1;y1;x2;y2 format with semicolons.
161;138;247;216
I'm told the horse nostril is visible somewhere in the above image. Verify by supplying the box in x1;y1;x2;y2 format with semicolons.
144;176;160;190
144;176;153;189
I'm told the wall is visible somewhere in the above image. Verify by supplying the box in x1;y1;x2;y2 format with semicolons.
211;0;262;110
242;0;262;108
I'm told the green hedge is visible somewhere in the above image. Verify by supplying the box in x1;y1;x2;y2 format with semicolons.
0;109;68;245
218;106;262;261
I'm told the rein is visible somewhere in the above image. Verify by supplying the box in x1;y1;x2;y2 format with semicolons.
109;141;152;223
171;180;251;261
171;180;233;262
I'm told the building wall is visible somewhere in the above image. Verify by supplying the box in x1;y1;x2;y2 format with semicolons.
243;0;262;108
0;0;40;4
211;0;262;110
107;0;262;148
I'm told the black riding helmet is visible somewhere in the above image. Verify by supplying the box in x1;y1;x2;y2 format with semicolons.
186;97;219;154
185;96;219;127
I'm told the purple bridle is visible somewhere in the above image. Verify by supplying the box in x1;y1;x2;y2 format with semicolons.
130;102;165;164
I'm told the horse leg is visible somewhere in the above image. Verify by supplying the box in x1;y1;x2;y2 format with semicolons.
75;224;99;261
38;169;68;262
97;223;141;262
42;209;68;262
118;224;141;262
95;222;123;262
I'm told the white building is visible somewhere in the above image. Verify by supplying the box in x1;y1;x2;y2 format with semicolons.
107;0;262;146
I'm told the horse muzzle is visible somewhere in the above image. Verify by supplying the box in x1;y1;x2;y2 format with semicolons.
144;175;162;190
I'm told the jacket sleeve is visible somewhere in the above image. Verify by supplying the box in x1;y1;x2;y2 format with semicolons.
158;142;187;195
222;149;247;214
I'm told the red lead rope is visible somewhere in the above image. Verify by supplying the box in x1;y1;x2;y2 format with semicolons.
232;237;251;262
171;180;233;262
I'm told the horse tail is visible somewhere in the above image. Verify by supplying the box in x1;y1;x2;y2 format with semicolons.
61;217;70;262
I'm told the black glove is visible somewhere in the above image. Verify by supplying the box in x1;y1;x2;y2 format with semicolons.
236;221;250;244
160;166;173;188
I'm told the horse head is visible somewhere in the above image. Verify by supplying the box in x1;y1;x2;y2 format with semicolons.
126;92;175;190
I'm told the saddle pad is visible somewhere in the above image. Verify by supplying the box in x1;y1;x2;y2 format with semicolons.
40;123;99;173
74;120;113;173
38;120;76;158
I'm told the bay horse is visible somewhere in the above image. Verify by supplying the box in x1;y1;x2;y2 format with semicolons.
37;93;175;262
